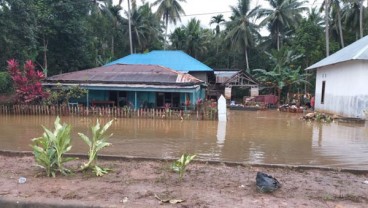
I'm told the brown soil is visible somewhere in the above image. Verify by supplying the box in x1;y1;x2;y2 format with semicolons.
0;153;367;208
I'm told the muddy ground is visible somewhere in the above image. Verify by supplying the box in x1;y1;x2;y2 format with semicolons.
0;153;367;208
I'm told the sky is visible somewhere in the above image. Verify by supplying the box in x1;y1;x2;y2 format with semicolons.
117;0;325;32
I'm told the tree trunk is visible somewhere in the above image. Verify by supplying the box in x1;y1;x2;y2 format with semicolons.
128;0;133;54
337;11;344;47
245;47;250;73
277;27;280;51
165;13;169;50
325;0;330;56
43;36;48;77
111;36;114;57
277;88;281;107
359;0;363;38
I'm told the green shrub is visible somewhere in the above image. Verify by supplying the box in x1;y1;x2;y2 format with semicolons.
0;72;13;94
171;153;196;180
78;119;114;176
31;116;76;177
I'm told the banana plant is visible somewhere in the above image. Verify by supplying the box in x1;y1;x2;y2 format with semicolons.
171;153;196;180
31;116;76;177
78;119;114;176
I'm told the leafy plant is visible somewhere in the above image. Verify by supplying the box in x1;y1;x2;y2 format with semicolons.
7;59;48;104
31;116;76;177
78;119;114;176
171;153;196;180
44;83;88;106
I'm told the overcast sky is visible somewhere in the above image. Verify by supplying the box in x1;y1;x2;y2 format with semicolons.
117;0;325;32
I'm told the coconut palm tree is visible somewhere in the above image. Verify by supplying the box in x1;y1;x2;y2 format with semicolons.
210;14;225;35
153;0;186;48
342;0;365;39
184;18;210;58
101;0;124;57
170;27;186;49
259;0;308;51
125;2;162;52
320;0;345;48
226;0;261;72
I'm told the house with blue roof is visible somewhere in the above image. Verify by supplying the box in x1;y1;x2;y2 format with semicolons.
106;50;213;83
306;35;368;119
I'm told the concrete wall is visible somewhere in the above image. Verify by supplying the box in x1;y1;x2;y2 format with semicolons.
315;60;368;118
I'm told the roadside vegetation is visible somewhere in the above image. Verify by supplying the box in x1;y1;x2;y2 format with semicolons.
32;117;115;177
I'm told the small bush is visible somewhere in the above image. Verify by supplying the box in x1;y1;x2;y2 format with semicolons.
31;116;76;177
171;153;196;180
0;72;13;94
78;119;114;176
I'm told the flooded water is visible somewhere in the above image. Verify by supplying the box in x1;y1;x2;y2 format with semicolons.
1;111;368;170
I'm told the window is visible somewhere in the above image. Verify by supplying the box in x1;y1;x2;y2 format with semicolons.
321;81;326;104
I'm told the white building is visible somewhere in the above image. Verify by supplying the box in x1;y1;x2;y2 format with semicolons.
306;36;368;119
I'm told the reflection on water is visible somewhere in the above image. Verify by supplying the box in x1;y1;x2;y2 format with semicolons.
1;111;367;169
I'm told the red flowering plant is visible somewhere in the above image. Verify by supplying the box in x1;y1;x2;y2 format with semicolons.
7;59;48;104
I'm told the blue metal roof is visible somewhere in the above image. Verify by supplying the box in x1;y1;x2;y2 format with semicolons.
106;50;213;72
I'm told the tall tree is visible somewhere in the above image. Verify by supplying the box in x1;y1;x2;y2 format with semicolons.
210;14;225;35
342;0;365;39
153;0;186;48
324;0;331;56
226;0;260;72
126;2;163;52
320;0;345;47
101;0;124;57
259;0;308;51
184;18;210;58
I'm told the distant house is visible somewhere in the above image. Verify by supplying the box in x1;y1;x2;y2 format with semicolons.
306;36;368;119
43;64;205;109
208;69;259;99
106;50;213;83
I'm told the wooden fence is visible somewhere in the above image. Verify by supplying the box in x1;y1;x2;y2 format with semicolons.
0;105;218;120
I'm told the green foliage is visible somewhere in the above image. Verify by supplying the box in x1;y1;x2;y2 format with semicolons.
31;116;76;177
253;49;310;104
171;153;196;180
45;84;88;105
78;119;114;176
0;72;13;94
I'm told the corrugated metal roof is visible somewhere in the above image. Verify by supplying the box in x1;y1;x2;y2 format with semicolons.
43;83;201;93
306;35;368;70
45;64;203;85
106;50;213;72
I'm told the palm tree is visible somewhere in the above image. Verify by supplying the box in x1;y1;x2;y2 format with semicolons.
184;18;210;58
226;0;260;72
125;3;163;52
101;0;124;57
210;14;225;35
153;0;186;48
170;27;186;49
259;0;308;51
324;0;331;56
320;0;344;48
342;0;365;39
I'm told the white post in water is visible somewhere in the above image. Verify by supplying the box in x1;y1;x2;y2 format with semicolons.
218;95;227;122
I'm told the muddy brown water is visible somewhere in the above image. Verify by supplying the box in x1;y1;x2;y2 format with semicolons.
1;110;367;170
